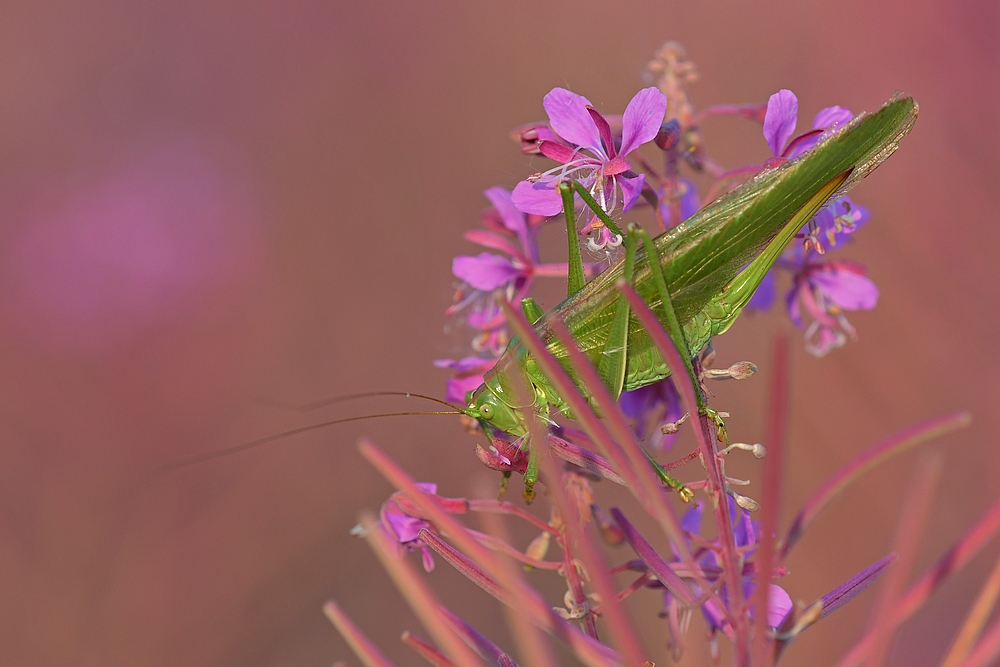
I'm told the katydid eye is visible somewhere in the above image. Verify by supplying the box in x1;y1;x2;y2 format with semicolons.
480;404;493;418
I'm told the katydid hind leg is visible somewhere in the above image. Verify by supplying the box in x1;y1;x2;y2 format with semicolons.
595;224;639;400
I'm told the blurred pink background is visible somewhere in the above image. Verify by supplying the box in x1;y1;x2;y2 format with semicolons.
0;1;997;665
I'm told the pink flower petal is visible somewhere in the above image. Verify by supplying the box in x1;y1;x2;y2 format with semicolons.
767;585;794;627
811;269;879;310
813;105;853;130
619;87;668;156
763;89;798;157
452;253;519;290
542;87;600;149
511;179;563;216
619;173;646;212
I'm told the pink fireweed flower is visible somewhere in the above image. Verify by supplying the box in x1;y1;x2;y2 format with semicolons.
447;186;565;355
762;89;861;256
380;482;440;572
786;259;879;357
512;87;667;250
433;356;496;404
617;377;683;451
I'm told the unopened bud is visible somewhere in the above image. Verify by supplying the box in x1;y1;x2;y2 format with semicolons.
733;493;760;512
524;530;551;564
592;504;625;546
702;361;757;381
654;120;681;151
661;412;690;435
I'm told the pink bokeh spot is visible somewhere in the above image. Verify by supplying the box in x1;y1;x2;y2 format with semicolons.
3;136;265;351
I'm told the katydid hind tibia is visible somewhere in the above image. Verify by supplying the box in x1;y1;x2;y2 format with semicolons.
466;92;916;495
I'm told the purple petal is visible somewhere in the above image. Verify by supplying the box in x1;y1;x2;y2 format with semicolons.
445;374;486;404
619;87;668;155
813;105;853;130
542;87;600;149
511;179;564;217
763;89;799;157
483;186;532;255
452;253;519;290
619;173;646;212
767;585;794;627
433;356;494;373
746;270;776;310
786;285;804;328
483;186;527;237
681;503;703;536
385;511;427;543
659;177;700;227
810;269;879;310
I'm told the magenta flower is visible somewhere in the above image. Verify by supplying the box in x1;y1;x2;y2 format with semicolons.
433;356;496;404
787;259;879;357
447;186;565;355
511;87;667;249
748;91;870;313
380;482;439;572
617;377;683;451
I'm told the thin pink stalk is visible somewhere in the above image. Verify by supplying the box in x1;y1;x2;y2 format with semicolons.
362;516;489;667
954;613;1000;667
617;280;749;665
324;600;399;667
557;517;599;638
465;529;563;570
751;336;789;667
614;571;655;603
834;494;1000;667
402;631;459;667
547;433;628;486
941;554;1000;667
359;440;623;667
440;606;521;667
782;411;970;559
418;529;505;602
864;454;942;667
478;508;560;667
521;386;649;663
467;499;559;535
610;508;699;606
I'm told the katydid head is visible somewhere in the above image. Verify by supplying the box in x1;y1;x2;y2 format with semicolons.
466;382;524;437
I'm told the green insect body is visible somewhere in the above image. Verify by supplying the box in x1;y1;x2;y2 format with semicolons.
467;93;917;494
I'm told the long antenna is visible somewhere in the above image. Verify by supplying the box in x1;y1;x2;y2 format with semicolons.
160;410;462;472
258;391;464;413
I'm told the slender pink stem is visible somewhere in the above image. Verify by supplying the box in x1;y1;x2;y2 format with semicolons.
863;455;941;667
359;440;622;667
324;600;399;667
617;281;749;665
782;411;971;559
418;529;505;601
362;518;488;667
955;613;1000;667
835;495;1000;667
751;336;788;667
465;529;563;570
941;554;1000;667
477;510;561;667
401;631;459;667
467;499;558;535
